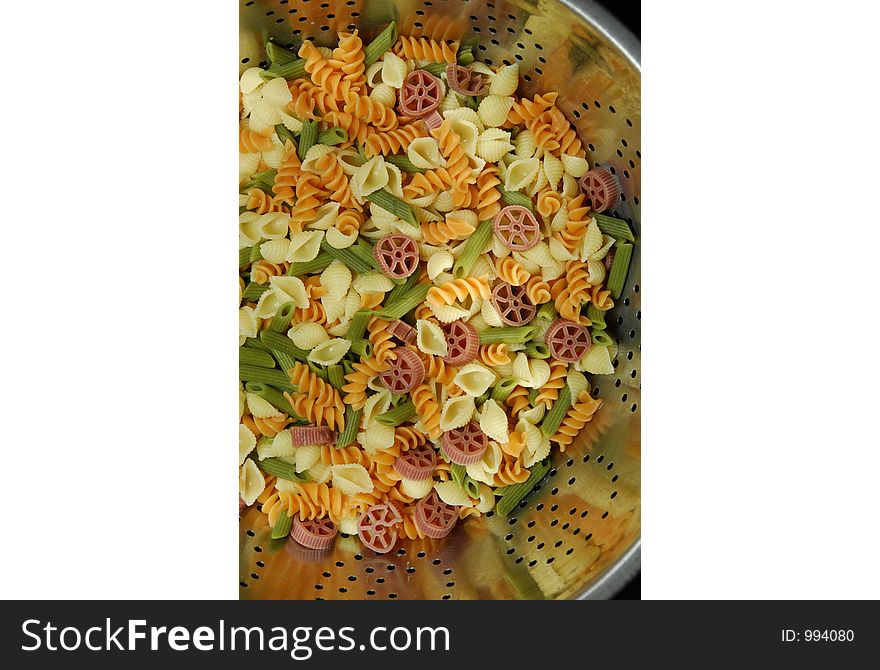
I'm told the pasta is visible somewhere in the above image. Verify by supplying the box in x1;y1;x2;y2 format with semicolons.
239;22;626;557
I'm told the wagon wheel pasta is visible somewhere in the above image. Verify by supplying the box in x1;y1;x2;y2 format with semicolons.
239;21;634;556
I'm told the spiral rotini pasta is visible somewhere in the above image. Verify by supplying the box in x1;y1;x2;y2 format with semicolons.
285;362;345;431
329;30;366;88
363;123;426;157
239;124;274;154
551;391;603;450
411;383;442;438
342;355;387;410
478;343;511;367
393;36;459;63
426;276;491;308
475;163;503;220
367;316;397;364
494;257;530;286
250;259;288;284
420;216;475;245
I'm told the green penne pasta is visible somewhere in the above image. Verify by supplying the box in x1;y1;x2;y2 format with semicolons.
320;238;375;274
528;388;540;404
349;339;373;358
254;456;310;482
241;282;270;301
317;127;348;146
523;342;551;359
457;47;474;65
382;269;419;306
249;245;263;262
286;251;333;276
267;301;296;333
540;386;572;436
450;463;481;499
239;247;254;268
498;188;534;211
535;302;557;322
270;512;293;540
591;330;615;348
243;337;272;352
259;331;310;364
607;242;633;300
239;347;276;369
375;283;430;320
586;303;607;330
479;326;537;345
366;189;418;227
421;62;447;77
239;364;294;391
250;169;277;194
422;48;474;76
327;364;345;391
592;212;635;242
490;377;518;402
275;123;297;145
336;406;361;448
266;41;300;67
297;120;318;160
345;310;372;342
363;21;397;66
377;400;416;427
245;382;298;418
261;58;308;81
495;459;552;517
452;219;494;278
384;154;426;173
307;360;329;380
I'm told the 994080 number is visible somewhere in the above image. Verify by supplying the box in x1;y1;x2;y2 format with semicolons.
804;630;854;642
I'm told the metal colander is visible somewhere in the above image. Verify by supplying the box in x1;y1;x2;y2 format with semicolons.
239;0;640;600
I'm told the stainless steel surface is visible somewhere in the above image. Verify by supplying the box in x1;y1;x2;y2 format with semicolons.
239;0;640;600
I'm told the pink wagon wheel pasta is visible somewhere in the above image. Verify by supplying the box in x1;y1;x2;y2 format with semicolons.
441;320;479;366
393;445;437;481
414;491;459;539
357;504;400;554
491;281;537;326
441;422;488;466
388;319;417;344
290;517;338;551
289;426;337;446
373;233;419;279
492;205;542;251
445;64;489;96
579;166;621;213
545;318;592;362
398;70;443;118
378;347;426;394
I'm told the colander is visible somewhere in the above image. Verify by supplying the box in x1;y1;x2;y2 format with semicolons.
239;0;640;600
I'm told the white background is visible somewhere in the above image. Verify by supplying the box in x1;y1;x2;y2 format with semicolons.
1;0;878;600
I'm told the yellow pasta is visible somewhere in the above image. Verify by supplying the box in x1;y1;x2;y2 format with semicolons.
478;343;511;367
494;257;530;286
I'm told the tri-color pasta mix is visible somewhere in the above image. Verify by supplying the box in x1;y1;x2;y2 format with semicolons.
239;22;634;554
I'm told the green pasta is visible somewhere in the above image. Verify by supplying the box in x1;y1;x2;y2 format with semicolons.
490;377;518;402
270;512;293;540
258;331;310;364
317;127;348;146
243;337;272;353
375;283;430;320
527;388;540;404
457;47;474;65
254;456;309;482
250;169;277;194
351;237;380;268
464;95;481;111
421;62;447;77
239;364;294;392
422;48;474;76
591;330;615;348
274;123;297;145
345;310;373;342
245;382;298;418
377;400;416;427
286;251;333;276
586;303;607;330
349;339;373;358
382;269;419;306
498;188;534;211
336;406;361;448
366;189;418;227
239;347;276;369
363;21;397;66
249;245;263;262
452;219;494;278
535;302;557;322
241;282;270;302
592;212;635;242
297;119;318;160
540;386;572;436
268;301;296;333
327;364;345;391
307;361;329;381
495;459;552;517
450;463;481;499
266;41;300;67
523;342;551;359
607;242;633;300
320;238;375;274
239;247;254;268
261;59;308;81
384;154;426;174
479;326;537;345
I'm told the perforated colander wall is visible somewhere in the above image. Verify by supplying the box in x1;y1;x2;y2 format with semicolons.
240;0;640;600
